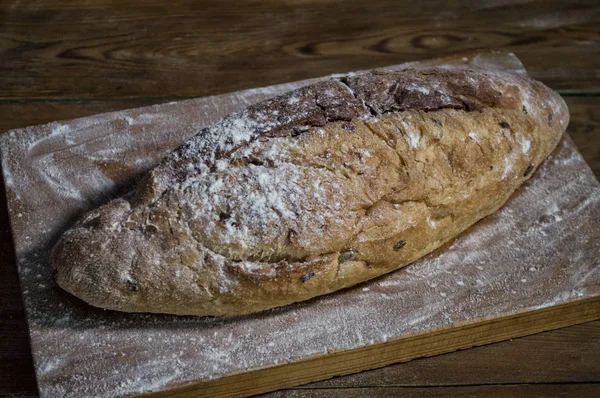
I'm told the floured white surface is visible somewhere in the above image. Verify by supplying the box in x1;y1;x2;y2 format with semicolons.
1;52;599;397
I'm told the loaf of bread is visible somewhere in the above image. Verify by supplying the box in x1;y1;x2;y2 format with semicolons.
51;66;569;316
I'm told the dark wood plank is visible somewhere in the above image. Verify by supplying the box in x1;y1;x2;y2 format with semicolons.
1;0;599;100
566;97;600;178
260;384;600;398
307;321;600;387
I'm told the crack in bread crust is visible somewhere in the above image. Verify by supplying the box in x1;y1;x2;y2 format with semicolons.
135;68;524;207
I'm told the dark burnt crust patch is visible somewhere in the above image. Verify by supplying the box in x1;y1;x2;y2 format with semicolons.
342;68;518;114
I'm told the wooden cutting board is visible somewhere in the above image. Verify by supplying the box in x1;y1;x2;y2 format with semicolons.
1;52;599;398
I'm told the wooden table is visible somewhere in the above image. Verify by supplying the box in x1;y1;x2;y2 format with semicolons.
1;1;599;397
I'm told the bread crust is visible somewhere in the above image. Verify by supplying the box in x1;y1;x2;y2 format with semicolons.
51;67;569;316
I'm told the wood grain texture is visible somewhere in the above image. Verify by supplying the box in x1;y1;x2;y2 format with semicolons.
1;0;600;101
260;384;600;398
566;97;600;178
307;320;600;387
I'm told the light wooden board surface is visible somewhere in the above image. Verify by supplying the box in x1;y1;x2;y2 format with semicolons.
4;98;599;398
1;53;599;397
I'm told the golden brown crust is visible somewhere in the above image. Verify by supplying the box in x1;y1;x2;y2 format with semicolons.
51;67;569;316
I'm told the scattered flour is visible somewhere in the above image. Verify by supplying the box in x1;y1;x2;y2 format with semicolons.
521;137;531;153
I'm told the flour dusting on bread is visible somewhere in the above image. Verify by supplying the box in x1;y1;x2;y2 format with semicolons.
51;67;569;316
